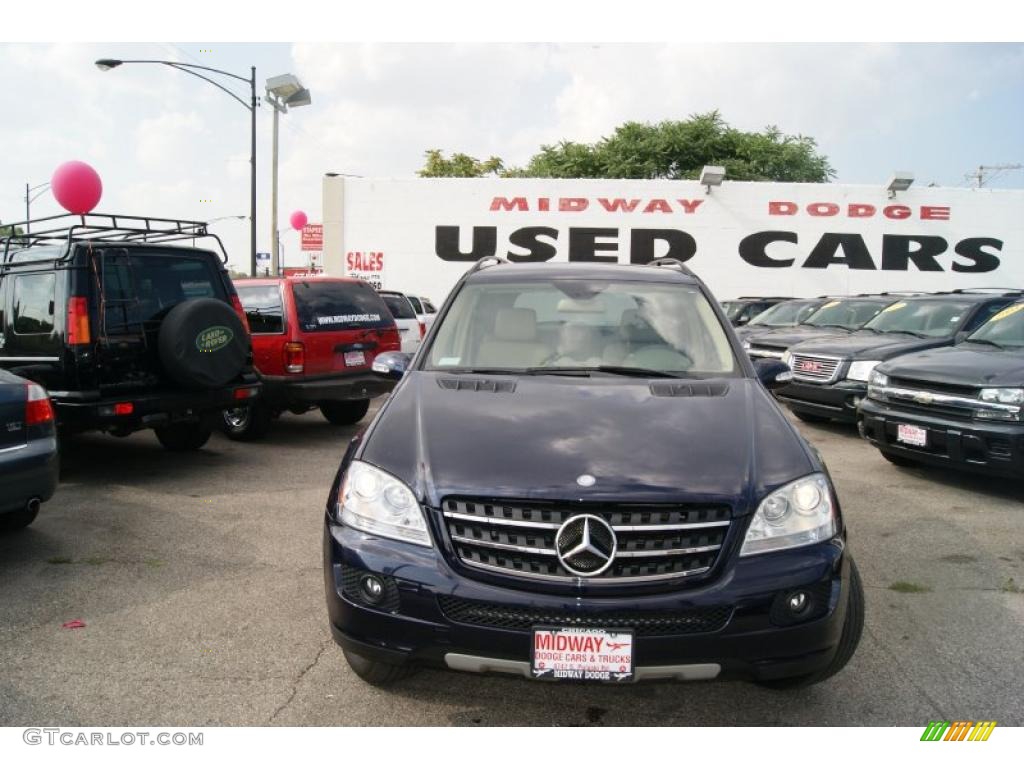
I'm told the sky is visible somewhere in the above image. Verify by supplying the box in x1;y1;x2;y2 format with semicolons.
1;42;1022;273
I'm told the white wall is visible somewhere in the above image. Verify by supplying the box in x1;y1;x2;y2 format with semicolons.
322;177;1024;306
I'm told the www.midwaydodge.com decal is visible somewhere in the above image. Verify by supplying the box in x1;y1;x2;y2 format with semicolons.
433;196;1003;273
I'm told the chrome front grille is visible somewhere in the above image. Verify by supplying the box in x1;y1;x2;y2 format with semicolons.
789;353;843;383
441;498;731;584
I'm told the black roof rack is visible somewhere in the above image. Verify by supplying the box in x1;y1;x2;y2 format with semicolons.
466;255;509;275
950;287;1022;295
2;212;228;267
647;257;696;277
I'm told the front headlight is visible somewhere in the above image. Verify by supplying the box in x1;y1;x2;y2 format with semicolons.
977;388;1024;421
846;360;881;382
781;350;793;367
337;460;432;547
742;340;752;351
740;473;836;557
868;369;888;388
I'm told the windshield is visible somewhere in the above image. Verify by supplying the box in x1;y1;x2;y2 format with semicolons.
750;300;821;327
805;299;890;330
291;280;394;331
861;299;972;337
968;303;1024;348
720;301;745;320
426;279;738;376
381;294;416;320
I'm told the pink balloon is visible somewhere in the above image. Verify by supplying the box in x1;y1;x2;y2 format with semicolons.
51;161;103;215
289;210;308;230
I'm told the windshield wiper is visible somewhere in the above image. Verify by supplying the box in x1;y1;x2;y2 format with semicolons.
964;338;1005;350
809;323;850;330
524;365;687;379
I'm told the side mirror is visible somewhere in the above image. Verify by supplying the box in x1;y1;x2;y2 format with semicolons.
754;358;793;391
372;351;414;380
734;316;750;327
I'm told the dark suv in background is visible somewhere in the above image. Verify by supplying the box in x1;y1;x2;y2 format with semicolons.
324;257;863;690
777;290;1019;424
743;295;904;361
859;299;1024;476
0;214;260;451
720;296;791;327
733;297;828;342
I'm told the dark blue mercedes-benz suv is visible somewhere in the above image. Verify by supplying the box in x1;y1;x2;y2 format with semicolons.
323;257;863;688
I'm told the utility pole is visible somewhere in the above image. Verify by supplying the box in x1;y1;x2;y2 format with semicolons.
970;164;1023;188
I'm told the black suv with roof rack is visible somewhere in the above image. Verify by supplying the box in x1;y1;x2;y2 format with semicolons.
777;290;1020;425
324;256;863;689
0;213;260;451
859;298;1024;477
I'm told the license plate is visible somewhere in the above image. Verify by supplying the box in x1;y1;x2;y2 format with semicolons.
897;423;927;447
531;627;634;682
343;350;366;367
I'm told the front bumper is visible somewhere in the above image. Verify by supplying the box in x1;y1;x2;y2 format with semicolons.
778;380;867;423
53;374;261;434
0;435;59;514
261;372;394;409
323;521;851;683
859;398;1024;477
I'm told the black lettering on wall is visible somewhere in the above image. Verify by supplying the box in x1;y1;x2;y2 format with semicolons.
435;226;496;261
738;231;798;267
629;229;696;264
507;227;558;262
802;233;876;270
568;228;618;263
952;238;1002;273
880;235;947;271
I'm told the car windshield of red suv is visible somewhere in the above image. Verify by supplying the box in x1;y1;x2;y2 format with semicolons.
292;280;394;332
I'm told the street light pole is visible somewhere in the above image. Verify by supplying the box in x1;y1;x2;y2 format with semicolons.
95;58;258;276
271;104;280;275
24;181;52;235
265;74;311;277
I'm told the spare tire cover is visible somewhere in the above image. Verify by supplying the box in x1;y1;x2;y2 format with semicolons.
157;298;247;389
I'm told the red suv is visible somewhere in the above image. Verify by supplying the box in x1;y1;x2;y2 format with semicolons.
222;276;401;440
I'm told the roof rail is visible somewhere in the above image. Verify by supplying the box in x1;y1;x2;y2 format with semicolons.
950;287;1022;295
647;257;695;277
2;212;228;266
466;255;509;275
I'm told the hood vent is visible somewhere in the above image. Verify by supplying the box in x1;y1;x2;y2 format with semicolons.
649;381;729;398
438;378;516;393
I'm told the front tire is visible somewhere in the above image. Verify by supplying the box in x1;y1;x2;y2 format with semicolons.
756;558;865;690
319;399;370;426
0;505;40;533
342;648;416;687
221;403;273;441
155;422;213;452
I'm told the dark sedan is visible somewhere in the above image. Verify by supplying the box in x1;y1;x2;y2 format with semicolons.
0;370;58;532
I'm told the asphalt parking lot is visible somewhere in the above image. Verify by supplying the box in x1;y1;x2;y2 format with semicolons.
1;403;1022;727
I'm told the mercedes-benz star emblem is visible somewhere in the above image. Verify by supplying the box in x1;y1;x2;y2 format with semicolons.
555;514;617;577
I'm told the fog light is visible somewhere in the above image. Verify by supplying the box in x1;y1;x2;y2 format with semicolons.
787;591;809;614
359;574;385;605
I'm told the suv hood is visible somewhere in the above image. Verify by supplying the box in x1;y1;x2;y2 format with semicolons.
746;325;852;350
359;372;816;511
879;343;1024;388
792;330;950;361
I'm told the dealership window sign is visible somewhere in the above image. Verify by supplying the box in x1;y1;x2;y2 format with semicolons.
346;250;384;290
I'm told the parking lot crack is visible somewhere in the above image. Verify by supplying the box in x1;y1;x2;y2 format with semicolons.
268;639;331;724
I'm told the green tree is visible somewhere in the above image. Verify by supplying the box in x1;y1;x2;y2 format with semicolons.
0;221;25;237
419;112;834;183
418;149;505;178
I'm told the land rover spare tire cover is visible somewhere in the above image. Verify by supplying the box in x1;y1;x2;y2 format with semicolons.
157;298;247;389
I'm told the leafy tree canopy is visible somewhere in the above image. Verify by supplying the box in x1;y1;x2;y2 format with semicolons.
419;111;834;183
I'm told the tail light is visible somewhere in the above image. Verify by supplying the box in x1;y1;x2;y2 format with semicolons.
284;342;305;374
66;296;91;345
25;383;55;426
418;321;426;339
230;294;251;334
381;326;401;352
